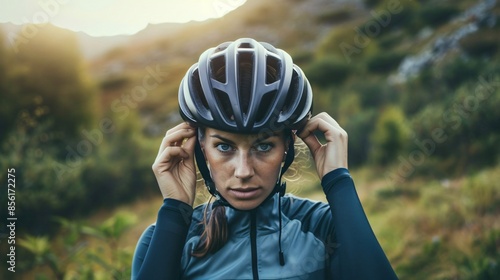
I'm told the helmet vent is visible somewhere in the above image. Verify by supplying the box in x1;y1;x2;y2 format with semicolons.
256;90;277;123
214;89;234;122
238;42;253;49
266;56;280;84
238;54;254;115
282;70;299;113
211;58;226;84
192;69;209;108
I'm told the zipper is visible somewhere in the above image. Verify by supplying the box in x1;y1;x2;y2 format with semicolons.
250;210;259;280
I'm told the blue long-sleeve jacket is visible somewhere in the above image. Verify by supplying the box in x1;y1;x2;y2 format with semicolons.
132;168;398;279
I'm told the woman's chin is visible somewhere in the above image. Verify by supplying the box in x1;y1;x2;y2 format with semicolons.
226;197;265;211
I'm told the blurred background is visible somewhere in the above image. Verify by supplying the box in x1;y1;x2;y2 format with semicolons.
1;0;499;279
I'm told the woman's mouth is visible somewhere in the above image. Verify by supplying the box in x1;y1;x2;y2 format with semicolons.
228;187;262;199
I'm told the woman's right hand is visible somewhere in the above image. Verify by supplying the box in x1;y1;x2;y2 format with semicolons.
152;122;197;206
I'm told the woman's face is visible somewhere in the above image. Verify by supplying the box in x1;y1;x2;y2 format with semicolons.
202;128;287;210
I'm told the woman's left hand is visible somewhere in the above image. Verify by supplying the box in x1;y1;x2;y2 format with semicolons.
297;112;348;179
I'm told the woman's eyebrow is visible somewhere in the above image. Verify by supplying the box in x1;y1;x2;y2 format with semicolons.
210;134;236;145
210;133;280;145
254;133;280;144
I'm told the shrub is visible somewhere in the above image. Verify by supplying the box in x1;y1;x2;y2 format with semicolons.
0;108;157;237
441;58;484;89
344;108;377;167
99;74;130;90
456;229;500;279
349;78;399;108
408;80;500;175
291;50;314;66
401;70;451;116
317;22;380;62
359;0;420;35
376;186;419;200
419;4;461;27
0;120;88;235
370;106;411;165
304;56;352;86
317;7;353;24
377;31;406;49
463;168;500;215
17;213;136;279
10;24;99;140
460;29;500;58
362;0;384;8
366;51;407;73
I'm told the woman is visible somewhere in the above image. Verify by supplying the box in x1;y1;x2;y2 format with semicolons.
132;38;398;279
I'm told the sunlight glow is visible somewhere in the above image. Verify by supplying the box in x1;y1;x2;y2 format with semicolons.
0;0;247;36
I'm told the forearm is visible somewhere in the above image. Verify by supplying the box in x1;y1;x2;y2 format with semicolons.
132;199;193;280
322;168;398;279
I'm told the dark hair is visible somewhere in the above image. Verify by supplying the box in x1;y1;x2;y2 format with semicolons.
192;201;228;257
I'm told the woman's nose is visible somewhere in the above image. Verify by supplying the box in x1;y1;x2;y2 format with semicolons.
234;153;255;179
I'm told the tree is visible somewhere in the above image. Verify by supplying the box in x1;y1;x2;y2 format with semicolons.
6;24;98;142
0;27;14;143
370;106;410;165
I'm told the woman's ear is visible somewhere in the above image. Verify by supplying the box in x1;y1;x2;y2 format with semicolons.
198;127;206;151
282;151;288;162
200;140;207;158
282;132;295;162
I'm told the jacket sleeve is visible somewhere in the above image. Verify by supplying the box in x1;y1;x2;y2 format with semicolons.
131;198;193;280
323;168;398;280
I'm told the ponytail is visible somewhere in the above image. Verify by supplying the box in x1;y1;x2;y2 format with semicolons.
192;202;228;257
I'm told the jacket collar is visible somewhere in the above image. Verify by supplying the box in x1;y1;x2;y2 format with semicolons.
224;193;283;237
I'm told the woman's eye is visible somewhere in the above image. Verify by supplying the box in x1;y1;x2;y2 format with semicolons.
216;143;232;152
256;143;273;152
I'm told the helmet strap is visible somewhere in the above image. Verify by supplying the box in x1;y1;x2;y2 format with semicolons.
194;138;217;196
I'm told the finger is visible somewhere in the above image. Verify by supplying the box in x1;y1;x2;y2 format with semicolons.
154;146;190;169
165;122;192;136
158;124;184;155
316;113;346;136
183;133;197;155
301;132;323;155
179;133;197;165
302;113;345;143
157;126;196;156
298;119;323;153
299;113;343;152
311;114;336;133
314;118;341;143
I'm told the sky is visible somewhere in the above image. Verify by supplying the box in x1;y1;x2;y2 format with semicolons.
0;0;247;36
